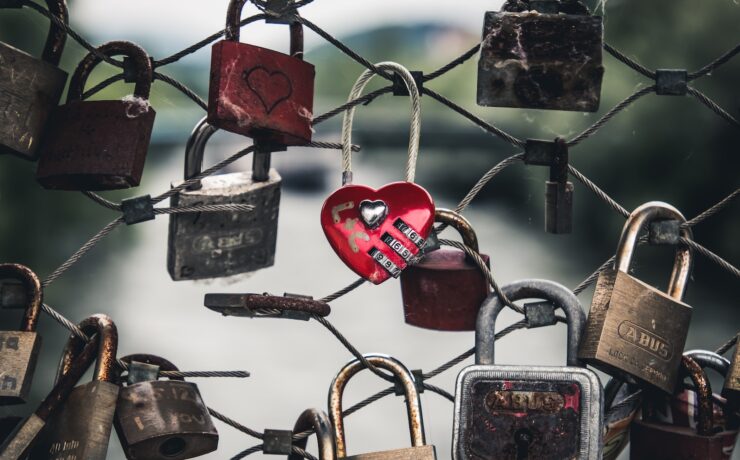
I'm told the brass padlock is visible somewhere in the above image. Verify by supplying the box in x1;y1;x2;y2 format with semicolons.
30;314;119;460
0;264;42;405
723;333;740;408
400;209;490;331
289;408;335;460
452;279;603;459
114;354;219;459
477;0;604;111
630;356;739;459
578;201;694;393
0;0;68;160
168;117;281;280
329;353;437;459
601;378;641;460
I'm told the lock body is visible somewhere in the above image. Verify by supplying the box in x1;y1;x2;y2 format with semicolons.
30;380;119;459
545;180;573;234
630;418;737;459
601;380;641;460
400;250;490;331
208;41;314;145
168;169;281;280
115;380;218;459
453;365;602;459
477;9;603;111
0;43;67;160
578;269;692;393
723;337;740;404
344;445;436;459
0;331;40;405
36;100;156;190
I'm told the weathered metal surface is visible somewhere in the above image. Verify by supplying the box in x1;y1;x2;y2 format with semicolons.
263;429;293;455
204;293;331;318
121;194;155;225
329;354;435;459
601;379;641;460
723;334;740;405
524;301;557;328
578;202;693;393
648;219;681;245
655;69;688;96
477;8;603;111
289;408;334;460
208;1;314;145
453;279;603;460
545;180;573;233
0;264;43;405
36;41;155;190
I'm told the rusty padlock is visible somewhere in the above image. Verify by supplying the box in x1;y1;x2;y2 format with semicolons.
723;333;740;408
36;40;156;190
0;0;68;160
30;314;119;460
400;208;490;331
0;264;42;405
477;0;604;111
289;408;335;460
208;0;315;145
452;279;603;459
630;356;738;459
578;201;694;393
0;331;101;460
601;378;642;460
329;353;437;459
168;117;281;280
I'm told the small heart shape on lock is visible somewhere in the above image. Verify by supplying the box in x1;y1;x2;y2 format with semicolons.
243;66;293;114
359;200;388;229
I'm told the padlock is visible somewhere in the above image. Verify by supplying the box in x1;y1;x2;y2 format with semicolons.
578;201;694;393
289;408;335;460
36;40;156;190
477;0;604;111
630;355;738;459
601;378;641;460
723;333;740;407
321;62;434;284
0;263;42;405
168;117;281;280
0;331;101;459
400;208;490;331
114;354;219;459
30;314;119;460
0;0;68;160
452;279;603;459
329;353;437;459
208;0;314;145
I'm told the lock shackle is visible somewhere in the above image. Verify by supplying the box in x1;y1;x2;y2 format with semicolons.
67;40;153;102
614;201;693;301
184;117;219;181
118;354;184;382
288;408;335;460
0;264;42;333
224;0;304;58
435;208;479;253
329;353;425;457
476;279;585;367
681;355;715;436
341;62;421;185
684;350;730;378
37;0;69;66
56;314;119;385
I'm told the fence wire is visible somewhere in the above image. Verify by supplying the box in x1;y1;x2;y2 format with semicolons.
7;0;740;457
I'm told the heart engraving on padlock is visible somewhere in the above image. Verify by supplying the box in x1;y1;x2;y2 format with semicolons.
243;67;293;114
321;182;434;285
359;200;388;229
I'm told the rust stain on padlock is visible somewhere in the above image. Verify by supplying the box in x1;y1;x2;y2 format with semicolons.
204;293;330;317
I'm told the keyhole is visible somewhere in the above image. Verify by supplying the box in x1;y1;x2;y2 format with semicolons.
515;428;533;460
159;436;187;457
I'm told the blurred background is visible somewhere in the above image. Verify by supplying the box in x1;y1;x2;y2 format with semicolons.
0;0;738;458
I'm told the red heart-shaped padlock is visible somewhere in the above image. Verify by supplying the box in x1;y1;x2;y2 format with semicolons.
320;182;435;284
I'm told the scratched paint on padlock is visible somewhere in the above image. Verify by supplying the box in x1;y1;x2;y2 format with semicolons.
466;380;582;459
0;331;40;404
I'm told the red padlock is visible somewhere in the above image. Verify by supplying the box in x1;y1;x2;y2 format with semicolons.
36;41;156;190
400;209;490;331
208;0;314;145
321;62;434;285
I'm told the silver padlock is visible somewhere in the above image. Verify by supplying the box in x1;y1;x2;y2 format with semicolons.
168;117;281;280
452;279;603;459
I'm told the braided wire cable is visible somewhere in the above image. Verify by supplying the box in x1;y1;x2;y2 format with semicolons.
153;72;208;110
82;192;122;211
454;153;525;214
320;278;366;303
684;188;739;227
81;74;126;100
568;165;630;218
716;335;738;356
230;444;263;460
689;43;740;80
603;43;656;79
210;408;265;439
686;86;740;128
680;237;740;279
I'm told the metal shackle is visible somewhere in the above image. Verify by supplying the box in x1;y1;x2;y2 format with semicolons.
67;41;153;102
684;350;730;378
681;355;715;436
434;208;479;253
476;279;586;367
0;264;42;333
118;354;184;383
56;314;119;384
14;0;69;66
328;354;425;458
224;0;304;58
184;117;219;183
288;408;335;460
614;201;693;301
